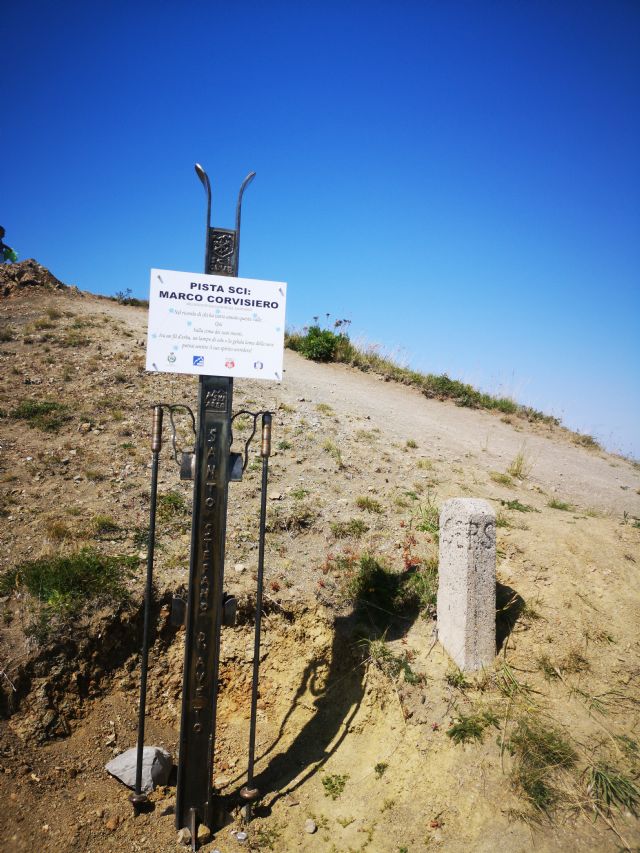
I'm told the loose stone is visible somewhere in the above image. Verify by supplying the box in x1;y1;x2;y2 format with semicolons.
304;818;317;834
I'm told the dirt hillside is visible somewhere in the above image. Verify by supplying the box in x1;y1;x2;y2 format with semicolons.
0;264;639;852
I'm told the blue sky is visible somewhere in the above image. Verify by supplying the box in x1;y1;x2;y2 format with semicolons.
3;1;639;456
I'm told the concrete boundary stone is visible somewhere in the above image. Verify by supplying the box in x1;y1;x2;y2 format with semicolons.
436;498;496;672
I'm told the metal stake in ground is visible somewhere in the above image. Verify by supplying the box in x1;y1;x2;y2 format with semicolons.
130;405;163;809
175;165;255;846
241;412;272;821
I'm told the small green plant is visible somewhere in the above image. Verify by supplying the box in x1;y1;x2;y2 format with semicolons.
45;519;73;542
415;494;439;540
445;668;469;689
490;471;513;487
0;325;15;342
417;458;434;470
47;307;62;320
12;399;70;432
323;439;345;469
501;499;536;512
322;773;349;800
316;402;335;415
157;490;188;521
61;332;91;347
253;823;282;850
361;637;422;685
356;429;377;442
547;498;573;511
331;517;369;539
267;503;317;533
356;496;383;513
374;762;388;778
574;433;600;450
91;515;120;536
538;654;560;681
288;325;346;361
406;439;417;449
278;402;295;413
277;439;291;450
290;487;309;500
84;468;106;482
495;510;511;528
507;448;531;479
447;712;498;745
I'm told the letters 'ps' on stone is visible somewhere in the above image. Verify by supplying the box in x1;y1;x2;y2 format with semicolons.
436;498;496;672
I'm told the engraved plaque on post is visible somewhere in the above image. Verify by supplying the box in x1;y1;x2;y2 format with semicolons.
208;228;237;276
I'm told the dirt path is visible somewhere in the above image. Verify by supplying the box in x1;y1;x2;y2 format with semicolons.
277;351;639;516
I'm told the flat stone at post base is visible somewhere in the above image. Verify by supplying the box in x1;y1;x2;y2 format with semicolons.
105;746;173;794
436;498;496;672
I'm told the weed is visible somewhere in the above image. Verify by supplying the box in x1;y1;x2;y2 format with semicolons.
157;490;188;521
61;332;91;347
414;494;439;540
336;815;355;827
490;471;513;487
291;487;309;500
381;798;395;812
508;717;577;813
374;762;388;778
356;496;383;514
417;458;434;470
322;774;349;800
507;449;531;479
0;325;15;342
267;503;317;533
356;429;377;442
547;498;573;511
362;637;422;684
91;515;120;536
323;439;345;469
574;433;600;450
562;649;590;674
277;439;292;450
538;654;561;681
496;510;511;528
278;402;295;413
45;519;73;542
586;764;639;816
445;668;469;689
12;399;70;433
252;823;281;849
447;712;498;745
316;402;335;415
331;518;369;539
132;527;150;549
501;499;536;513
406;439;418;449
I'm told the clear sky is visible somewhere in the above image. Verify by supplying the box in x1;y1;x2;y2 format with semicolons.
3;1;639;457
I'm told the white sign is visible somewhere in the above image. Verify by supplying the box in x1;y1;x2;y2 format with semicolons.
145;269;287;381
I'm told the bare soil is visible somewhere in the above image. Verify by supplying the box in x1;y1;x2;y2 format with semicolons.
0;273;639;852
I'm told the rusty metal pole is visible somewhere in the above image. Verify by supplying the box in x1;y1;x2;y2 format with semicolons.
130;405;163;809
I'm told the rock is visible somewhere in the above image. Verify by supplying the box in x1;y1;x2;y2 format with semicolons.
304;818;317;834
236;831;248;843
76;792;86;802
105;746;173;794
105;816;119;831
213;774;230;790
234;563;246;573
176;827;191;845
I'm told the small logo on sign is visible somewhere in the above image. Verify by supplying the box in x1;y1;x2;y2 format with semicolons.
193;355;204;366
167;353;176;363
253;360;263;370
225;359;235;369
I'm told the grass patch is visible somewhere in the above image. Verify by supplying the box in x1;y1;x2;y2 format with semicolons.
574;433;601;450
414;494;439;540
0;325;16;342
406;438;418;449
157;490;188;521
91;515;121;536
0;548;137;619
445;668;470;690
12;399;70;432
316;403;335;415
490;471;513;487
501;499;536;512
507;717;577;813
586;764;639;816
362;637;422;685
331;517;369;539
277;439;292;450
547;498;574;511
267;503;317;533
61;332;91;347
356;496;383;514
507;449;531;479
374;762;388;778
322;439;345;469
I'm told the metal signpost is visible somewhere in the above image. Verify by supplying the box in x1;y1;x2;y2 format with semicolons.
132;165;283;850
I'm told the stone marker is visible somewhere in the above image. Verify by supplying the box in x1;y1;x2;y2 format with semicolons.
437;498;496;672
105;746;173;793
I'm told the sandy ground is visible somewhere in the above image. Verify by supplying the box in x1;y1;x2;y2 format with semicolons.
0;282;639;852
